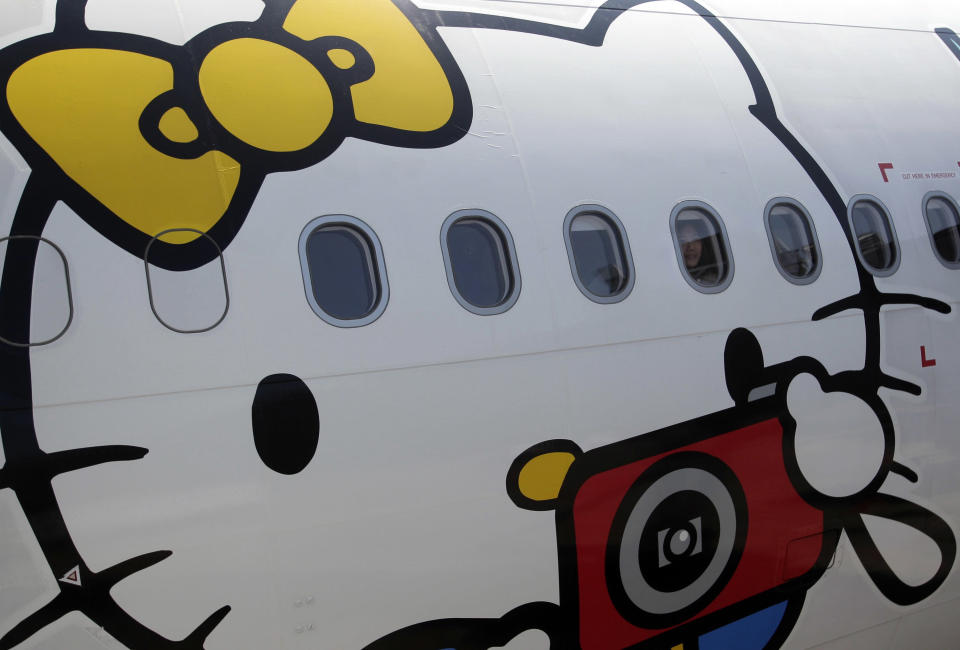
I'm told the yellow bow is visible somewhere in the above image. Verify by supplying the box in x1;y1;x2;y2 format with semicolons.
5;0;455;244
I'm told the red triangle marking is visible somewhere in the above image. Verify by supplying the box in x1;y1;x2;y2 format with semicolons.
59;566;81;586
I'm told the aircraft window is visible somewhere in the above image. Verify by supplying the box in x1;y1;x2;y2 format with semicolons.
764;199;822;284
0;236;73;347
923;192;960;268
441;210;520;315
936;28;960;62
145;229;229;334
670;202;734;293
847;196;900;277
299;215;388;328
564;205;635;303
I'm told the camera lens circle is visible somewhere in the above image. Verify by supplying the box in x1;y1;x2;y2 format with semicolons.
636;490;720;594
607;453;747;628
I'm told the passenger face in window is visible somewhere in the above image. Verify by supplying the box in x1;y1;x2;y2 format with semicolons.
679;223;703;271
679;222;720;287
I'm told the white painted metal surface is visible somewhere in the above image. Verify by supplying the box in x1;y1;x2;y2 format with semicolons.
0;1;958;648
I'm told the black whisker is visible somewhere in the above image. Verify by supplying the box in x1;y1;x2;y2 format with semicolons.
0;595;70;650
45;445;149;478
180;606;232;648
813;295;864;320
880;375;922;396
99;550;173;587
891;462;920;483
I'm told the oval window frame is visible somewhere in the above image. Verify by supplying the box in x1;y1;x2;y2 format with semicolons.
922;190;960;270
936;27;960;63
298;215;389;328
0;235;74;347
846;195;901;278
762;197;823;286
670;200;735;294
145;228;230;334
440;209;521;316
563;204;636;304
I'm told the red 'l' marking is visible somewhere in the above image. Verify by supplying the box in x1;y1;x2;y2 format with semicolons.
878;163;894;182
922;346;937;368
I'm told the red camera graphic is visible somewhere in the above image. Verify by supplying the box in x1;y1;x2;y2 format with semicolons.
508;400;836;650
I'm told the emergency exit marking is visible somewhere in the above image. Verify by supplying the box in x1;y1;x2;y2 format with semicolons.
921;346;937;368
901;170;957;180
878;162;959;181
878;162;894;182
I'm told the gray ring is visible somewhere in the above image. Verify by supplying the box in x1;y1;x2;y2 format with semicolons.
845;194;901;278
297;215;390;328
618;467;738;615
669;200;735;294
439;209;521;316
921;191;960;270
562;204;635;304
762;197;823;285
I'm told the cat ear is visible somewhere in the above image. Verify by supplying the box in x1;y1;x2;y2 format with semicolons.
507;441;583;511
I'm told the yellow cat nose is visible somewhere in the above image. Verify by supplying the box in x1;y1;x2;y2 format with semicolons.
198;38;335;153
